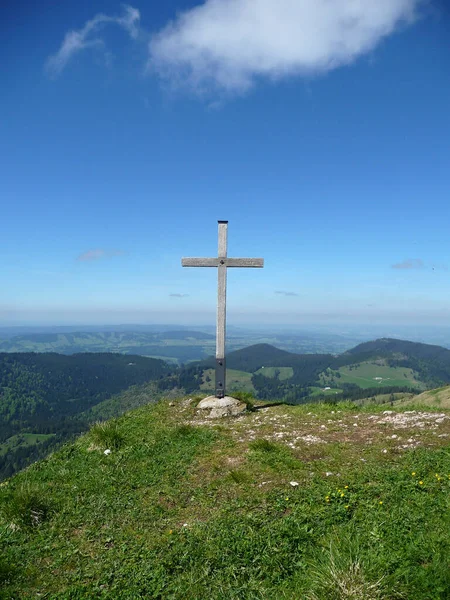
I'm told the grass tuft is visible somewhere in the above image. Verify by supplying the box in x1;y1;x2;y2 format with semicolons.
306;538;393;600
174;424;197;437
229;469;252;484
0;481;52;528
89;420;125;450
249;438;279;452
232;391;256;411
0;557;15;585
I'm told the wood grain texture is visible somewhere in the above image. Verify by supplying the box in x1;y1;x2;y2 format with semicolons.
182;258;219;267
181;258;263;268
218;221;228;258
217;264;227;359
225;258;264;268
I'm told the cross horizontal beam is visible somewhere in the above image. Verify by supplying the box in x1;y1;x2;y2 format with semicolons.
182;257;264;268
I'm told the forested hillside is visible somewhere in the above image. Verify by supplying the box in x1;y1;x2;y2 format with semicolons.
336;338;450;387
0;353;173;479
181;339;450;402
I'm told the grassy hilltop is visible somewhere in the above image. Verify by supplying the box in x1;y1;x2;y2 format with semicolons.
1;394;449;599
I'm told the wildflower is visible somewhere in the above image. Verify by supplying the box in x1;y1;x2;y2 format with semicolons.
419;481;423;485
344;485;349;489
345;505;350;509
379;501;383;505
341;493;345;497
285;497;289;501
325;496;330;502
289;481;299;487
169;530;173;534
104;449;111;456
412;472;416;476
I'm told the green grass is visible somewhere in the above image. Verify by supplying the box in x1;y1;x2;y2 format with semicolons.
309;386;342;397
254;366;294;380
321;362;424;390
0;433;55;457
200;368;255;393
0;399;449;599
396;386;450;409
89;420;125;450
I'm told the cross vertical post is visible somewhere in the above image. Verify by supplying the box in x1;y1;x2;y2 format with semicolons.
181;221;264;399
216;221;228;397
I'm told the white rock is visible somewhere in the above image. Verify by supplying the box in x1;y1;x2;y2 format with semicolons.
197;396;238;409
289;481;299;487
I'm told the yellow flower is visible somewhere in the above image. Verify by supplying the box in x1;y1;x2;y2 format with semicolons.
285;497;289;501
412;472;416;476
345;505;350;509
344;485;349;489
419;481;423;485
169;530;173;534
379;501;383;505
341;493;345;497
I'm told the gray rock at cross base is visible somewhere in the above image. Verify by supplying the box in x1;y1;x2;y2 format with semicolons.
197;396;246;419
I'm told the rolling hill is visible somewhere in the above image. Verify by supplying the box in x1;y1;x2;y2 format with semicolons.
1;396;448;598
4;337;450;480
0;331;216;364
182;338;450;401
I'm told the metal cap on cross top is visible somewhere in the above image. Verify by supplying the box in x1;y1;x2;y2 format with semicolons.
181;220;264;398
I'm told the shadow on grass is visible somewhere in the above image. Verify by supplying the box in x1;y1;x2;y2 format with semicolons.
254;402;286;411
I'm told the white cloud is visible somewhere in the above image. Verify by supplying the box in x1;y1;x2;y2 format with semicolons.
392;258;425;270
77;249;126;262
275;290;299;297
46;5;140;76
149;0;424;94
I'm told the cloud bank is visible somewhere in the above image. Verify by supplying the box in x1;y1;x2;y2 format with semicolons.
77;249;126;262
46;5;140;76
149;0;424;94
170;293;190;298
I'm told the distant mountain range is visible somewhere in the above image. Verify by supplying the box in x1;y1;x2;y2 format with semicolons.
175;338;450;401
0;328;362;364
0;331;216;363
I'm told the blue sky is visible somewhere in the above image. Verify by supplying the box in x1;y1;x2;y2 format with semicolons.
1;0;450;327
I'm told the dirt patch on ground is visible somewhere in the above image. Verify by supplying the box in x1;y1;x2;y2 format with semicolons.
178;401;450;453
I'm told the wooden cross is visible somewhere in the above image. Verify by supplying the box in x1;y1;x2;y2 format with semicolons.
182;220;264;398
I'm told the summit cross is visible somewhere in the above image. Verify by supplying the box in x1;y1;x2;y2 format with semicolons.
182;220;264;398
